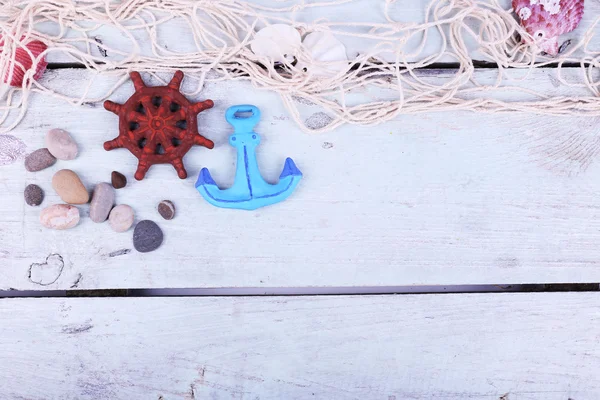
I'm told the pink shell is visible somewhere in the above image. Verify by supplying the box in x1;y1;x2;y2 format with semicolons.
513;0;584;36
0;37;48;87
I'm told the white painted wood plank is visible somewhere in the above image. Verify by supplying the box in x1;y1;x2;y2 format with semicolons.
37;0;600;64
1;68;600;290
1;293;599;399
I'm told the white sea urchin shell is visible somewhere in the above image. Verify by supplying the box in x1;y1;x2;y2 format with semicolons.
250;24;301;64
296;31;349;77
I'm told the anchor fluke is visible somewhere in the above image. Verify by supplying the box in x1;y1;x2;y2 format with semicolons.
195;104;303;210
280;157;302;179
196;167;217;186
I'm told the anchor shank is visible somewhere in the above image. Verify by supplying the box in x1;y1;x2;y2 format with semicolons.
230;142;262;196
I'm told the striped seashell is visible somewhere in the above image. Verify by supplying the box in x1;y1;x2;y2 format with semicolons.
0;38;48;87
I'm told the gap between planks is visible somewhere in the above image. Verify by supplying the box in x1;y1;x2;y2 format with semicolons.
44;60;590;71
1;283;599;298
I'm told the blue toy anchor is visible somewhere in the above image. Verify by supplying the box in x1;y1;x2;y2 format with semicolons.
195;105;303;210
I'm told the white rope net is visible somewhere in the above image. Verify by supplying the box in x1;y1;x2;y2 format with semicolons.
1;0;600;134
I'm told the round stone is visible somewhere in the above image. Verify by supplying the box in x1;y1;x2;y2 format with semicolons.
52;169;89;204
24;148;56;172
157;200;175;220
111;171;127;189
109;204;134;232
45;128;78;160
40;204;80;230
24;184;44;206
133;220;163;253
89;182;115;223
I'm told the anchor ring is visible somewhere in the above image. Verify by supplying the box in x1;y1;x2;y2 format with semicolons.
226;105;261;133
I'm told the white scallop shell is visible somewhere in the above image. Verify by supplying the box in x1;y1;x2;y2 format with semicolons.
250;24;301;64
296;32;349;77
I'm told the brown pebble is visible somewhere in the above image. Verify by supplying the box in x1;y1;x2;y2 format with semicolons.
111;171;127;189
24;148;56;172
24;184;44;206
52;169;89;204
157;200;175;220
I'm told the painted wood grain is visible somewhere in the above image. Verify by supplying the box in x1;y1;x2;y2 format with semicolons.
39;0;599;64
1;69;600;290
1;293;599;399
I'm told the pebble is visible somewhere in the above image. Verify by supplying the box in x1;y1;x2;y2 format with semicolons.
45;128;78;160
133;220;163;253
111;171;127;189
157;200;175;220
108;204;134;232
89;182;115;223
24;148;56;172
24;184;44;206
52;169;89;204
40;204;80;230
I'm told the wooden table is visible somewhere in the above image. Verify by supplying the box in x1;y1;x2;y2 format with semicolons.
2;1;600;398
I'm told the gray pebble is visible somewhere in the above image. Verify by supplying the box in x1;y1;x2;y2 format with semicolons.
157;200;175;220
89;182;115;223
24;184;44;206
24;148;56;172
133;220;163;253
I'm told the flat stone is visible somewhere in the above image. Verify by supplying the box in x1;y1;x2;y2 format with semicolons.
52;169;89;204
24;184;44;206
89;182;115;223
24;148;56;172
133;220;163;253
45;128;78;160
157;200;175;220
111;171;127;189
40;204;80;230
109;204;134;232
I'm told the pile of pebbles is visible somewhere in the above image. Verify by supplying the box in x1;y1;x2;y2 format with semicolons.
24;128;176;253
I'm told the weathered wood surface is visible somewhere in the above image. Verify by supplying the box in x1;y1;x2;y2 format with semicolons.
2;2;599;397
4;0;600;290
2;68;600;290
1;293;599;399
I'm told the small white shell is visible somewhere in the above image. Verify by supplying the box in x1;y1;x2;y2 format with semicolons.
297;32;349;77
250;24;301;64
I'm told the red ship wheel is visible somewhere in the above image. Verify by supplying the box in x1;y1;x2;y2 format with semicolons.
104;70;214;180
